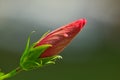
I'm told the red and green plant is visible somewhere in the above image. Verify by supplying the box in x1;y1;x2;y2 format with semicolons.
0;18;86;80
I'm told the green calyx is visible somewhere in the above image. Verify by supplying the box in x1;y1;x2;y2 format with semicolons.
20;31;62;71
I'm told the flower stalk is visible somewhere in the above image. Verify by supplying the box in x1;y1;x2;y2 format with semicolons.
0;67;22;80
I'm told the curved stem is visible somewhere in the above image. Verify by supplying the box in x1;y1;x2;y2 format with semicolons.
0;67;23;80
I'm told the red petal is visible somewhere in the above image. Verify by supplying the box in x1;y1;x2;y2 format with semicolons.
35;18;87;58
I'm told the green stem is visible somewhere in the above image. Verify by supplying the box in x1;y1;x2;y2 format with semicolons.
0;67;23;80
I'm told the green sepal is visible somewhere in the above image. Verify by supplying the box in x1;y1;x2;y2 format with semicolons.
29;44;52;61
20;33;31;66
38;55;62;65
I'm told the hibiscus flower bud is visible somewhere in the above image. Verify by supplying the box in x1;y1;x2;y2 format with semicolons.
20;18;86;70
35;18;86;58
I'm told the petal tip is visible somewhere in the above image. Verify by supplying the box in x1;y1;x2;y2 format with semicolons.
80;18;87;27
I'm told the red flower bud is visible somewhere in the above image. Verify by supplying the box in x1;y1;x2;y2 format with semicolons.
35;18;86;58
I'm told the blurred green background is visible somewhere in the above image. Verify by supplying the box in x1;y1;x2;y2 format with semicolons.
0;0;120;80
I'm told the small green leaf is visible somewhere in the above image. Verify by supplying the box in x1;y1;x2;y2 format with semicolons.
20;31;35;66
45;61;55;65
29;44;52;60
38;55;62;66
